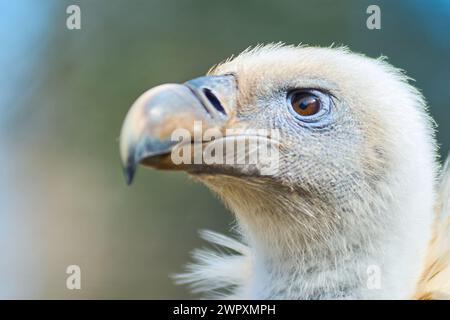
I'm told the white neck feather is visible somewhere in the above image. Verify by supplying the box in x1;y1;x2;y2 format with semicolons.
180;154;436;299
243;195;433;299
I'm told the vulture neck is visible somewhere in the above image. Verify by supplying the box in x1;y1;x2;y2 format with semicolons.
204;174;434;299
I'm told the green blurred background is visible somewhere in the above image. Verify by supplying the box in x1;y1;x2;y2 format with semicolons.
0;0;449;299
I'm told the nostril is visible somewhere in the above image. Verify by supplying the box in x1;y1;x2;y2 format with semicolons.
203;88;227;115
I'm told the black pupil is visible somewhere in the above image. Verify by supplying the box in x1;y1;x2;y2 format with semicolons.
299;96;316;109
290;91;322;117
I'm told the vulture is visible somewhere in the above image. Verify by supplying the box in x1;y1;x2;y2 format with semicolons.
119;44;450;299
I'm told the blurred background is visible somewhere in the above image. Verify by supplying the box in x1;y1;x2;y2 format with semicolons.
0;0;449;299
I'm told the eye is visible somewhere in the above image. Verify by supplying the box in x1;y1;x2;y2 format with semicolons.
287;89;332;123
290;92;321;116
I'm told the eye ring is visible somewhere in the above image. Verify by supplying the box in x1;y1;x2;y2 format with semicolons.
287;89;332;123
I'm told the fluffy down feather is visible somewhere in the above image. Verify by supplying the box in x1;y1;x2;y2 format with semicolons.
414;154;450;299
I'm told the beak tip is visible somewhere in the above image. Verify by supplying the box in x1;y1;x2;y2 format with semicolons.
123;163;136;185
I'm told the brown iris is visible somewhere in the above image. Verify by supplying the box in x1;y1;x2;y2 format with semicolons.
291;92;321;116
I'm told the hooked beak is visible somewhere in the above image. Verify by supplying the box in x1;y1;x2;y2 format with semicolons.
120;75;237;184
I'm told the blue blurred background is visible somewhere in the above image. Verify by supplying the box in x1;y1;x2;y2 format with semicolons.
0;0;449;298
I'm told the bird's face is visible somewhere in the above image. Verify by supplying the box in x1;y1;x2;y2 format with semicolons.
121;45;430;233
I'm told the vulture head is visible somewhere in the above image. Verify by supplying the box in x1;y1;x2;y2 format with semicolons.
120;44;450;299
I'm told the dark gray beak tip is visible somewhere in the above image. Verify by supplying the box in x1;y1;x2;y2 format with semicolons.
123;160;137;185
